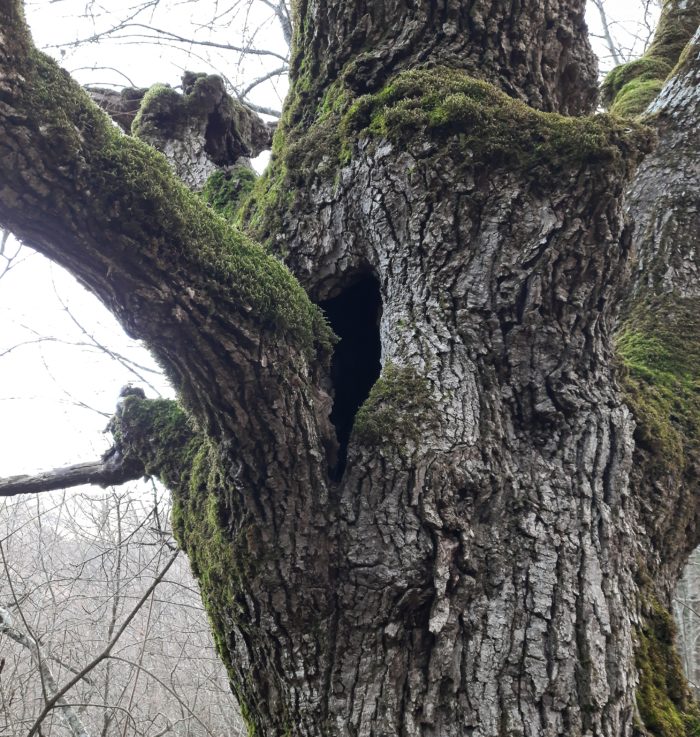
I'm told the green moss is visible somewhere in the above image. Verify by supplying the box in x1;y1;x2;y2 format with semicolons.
342;68;648;174
610;78;665;118
202;166;257;222
243;66;651;246
169;436;280;733
353;362;435;446
646;0;700;68
239;79;352;245
635;595;700;736
131;83;183;138
601;58;673;107
107;394;269;722
28;51;333;358
109;396;203;485
616;298;700;472
238;138;294;244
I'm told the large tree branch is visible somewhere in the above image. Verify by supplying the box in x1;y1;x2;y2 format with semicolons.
0;1;334;481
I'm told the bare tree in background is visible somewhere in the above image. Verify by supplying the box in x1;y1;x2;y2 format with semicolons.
0;488;245;737
589;0;662;71
30;0;292;117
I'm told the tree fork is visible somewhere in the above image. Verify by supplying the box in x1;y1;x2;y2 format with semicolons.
2;1;700;736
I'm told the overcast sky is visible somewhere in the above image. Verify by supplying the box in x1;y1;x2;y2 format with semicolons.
0;0;661;477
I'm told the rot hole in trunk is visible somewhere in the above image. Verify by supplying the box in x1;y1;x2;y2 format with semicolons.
319;275;382;480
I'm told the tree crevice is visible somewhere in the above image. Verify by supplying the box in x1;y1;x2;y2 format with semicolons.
319;274;383;480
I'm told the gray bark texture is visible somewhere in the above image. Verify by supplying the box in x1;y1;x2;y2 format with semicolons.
0;0;700;736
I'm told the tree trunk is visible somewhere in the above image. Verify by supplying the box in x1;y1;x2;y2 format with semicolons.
1;0;700;735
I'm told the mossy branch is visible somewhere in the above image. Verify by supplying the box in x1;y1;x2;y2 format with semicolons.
601;0;700;117
242;66;653;247
0;6;334;464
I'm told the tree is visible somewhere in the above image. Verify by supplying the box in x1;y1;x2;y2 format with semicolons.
0;489;246;737
0;0;699;734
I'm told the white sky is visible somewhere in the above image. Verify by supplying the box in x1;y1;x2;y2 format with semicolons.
0;0;661;477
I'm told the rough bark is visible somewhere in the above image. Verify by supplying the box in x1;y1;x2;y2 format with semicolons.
238;83;652;736
619;24;700;587
86;86;147;133
290;0;599;116
131;72;273;189
1;1;700;736
0;458;143;497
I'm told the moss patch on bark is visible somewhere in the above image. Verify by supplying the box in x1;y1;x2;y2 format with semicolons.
353;362;435;446
635;595;700;737
616;298;700;473
342;68;650;173
242;66;652;248
26;51;331;357
109;395;259;708
108;395;202;485
202;166;257;223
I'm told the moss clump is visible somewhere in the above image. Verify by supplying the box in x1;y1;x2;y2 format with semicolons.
170;438;276;732
601;0;700;118
616;298;700;472
601;57;673;108
353;362;435;445
610;78;666;118
109;396;202;486
131;83;184;138
342;67;649;174
202;166;257;222
635;595;700;736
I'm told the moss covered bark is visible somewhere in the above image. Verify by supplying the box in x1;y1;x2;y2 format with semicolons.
601;0;700;117
201;166;257;223
352;363;435;446
635;592;700;737
5;0;700;734
241;66;652;249
616;298;700;474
